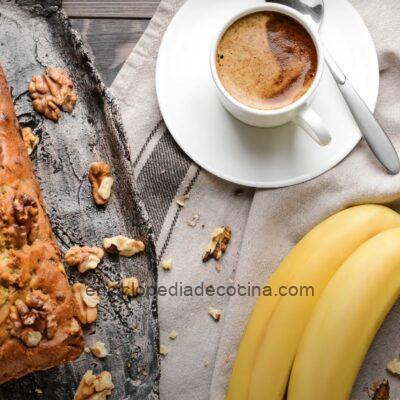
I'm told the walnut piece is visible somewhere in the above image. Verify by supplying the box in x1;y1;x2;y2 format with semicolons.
20;330;42;347
122;277;140;297
21;127;39;155
29;67;77;122
88;162;114;206
202;226;231;262
208;306;222;321
73;283;99;325
74;370;114;400
90;341;108;359
103;235;144;257
65;246;104;273
387;357;400;375
160;344;169;356
0;193;39;250
169;330;177;340
161;258;173;271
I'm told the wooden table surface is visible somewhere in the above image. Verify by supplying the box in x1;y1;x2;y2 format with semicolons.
64;0;161;86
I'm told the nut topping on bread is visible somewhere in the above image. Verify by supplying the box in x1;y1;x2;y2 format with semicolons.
29;67;77;121
88;162;114;205
0;192;39;250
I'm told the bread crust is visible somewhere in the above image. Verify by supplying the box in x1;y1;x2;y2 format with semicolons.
0;66;83;383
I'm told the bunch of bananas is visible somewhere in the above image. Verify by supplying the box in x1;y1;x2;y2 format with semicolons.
226;204;400;400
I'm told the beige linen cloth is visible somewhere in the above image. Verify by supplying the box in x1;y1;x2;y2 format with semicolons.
111;0;400;398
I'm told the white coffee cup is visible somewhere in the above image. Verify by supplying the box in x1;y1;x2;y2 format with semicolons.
210;3;331;146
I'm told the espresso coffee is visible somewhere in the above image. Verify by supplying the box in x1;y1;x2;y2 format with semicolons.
216;11;318;110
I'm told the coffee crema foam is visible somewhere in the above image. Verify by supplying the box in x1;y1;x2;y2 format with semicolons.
216;11;318;110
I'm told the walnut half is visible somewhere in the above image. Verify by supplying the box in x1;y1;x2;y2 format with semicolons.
73;283;99;325
74;370;114;400
88;162;114;206
202;227;231;262
103;235;144;257
29;67;77;122
65;246;104;273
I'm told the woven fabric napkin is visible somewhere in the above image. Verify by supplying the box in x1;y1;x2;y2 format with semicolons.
111;0;400;398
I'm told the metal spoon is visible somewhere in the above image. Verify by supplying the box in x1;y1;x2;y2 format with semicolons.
266;0;400;174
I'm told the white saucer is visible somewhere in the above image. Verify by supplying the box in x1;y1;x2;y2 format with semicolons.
156;0;379;188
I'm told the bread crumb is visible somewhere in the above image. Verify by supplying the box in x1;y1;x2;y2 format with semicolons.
176;193;190;207
187;214;200;227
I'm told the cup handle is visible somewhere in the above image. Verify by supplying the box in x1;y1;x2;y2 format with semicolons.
295;107;331;146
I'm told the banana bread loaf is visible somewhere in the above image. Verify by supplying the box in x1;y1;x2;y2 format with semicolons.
0;65;83;383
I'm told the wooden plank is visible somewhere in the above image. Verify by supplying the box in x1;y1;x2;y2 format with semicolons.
64;0;160;18
71;18;149;85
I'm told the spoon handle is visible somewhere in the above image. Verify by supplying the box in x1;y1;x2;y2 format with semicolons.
324;47;400;174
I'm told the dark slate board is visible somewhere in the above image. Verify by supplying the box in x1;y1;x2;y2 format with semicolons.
0;1;159;399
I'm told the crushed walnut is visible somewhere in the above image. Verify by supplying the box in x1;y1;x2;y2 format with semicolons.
21;127;39;155
160;344;169;356
29;67;77;122
65;246;104;273
387;357;400;375
88;162;114;206
187;214;200;227
203;226;231;262
161;258;173;271
208;306;221;321
7;290;58;346
73;283;99;325
176;193;189;207
122;277;140;297
74;370;114;400
90;341;108;359
0;192;39;250
103;235;144;257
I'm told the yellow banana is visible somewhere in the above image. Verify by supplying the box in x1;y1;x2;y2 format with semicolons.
288;228;400;400
226;205;400;400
